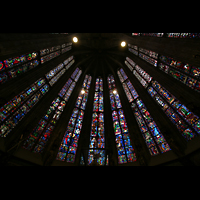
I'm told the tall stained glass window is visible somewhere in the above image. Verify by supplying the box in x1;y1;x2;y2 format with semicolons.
56;74;92;163
158;55;200;92
0;52;39;84
88;77;106;165
107;74;137;164
132;99;171;155
128;42;200;92
117;68;171;155
46;57;75;86
124;56;199;142
0;56;75;138
118;69;170;155
23;97;66;153
0;78;49;138
125;57;152;88
148;80;199;141
22;67;82;153
40;43;72;64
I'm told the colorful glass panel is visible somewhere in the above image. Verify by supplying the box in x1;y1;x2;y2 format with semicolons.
0;78;48;138
108;74;137;164
149;80;197;140
56;75;92;162
135;99;171;153
88;78;106;165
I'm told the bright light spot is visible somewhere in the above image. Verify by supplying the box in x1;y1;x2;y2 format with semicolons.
73;37;78;43
81;89;85;94
121;41;126;47
113;89;117;94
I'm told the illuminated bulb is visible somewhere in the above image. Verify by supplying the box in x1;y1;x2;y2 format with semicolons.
81;89;85;94
121;41;126;47
113;89;117;94
73;37;78;43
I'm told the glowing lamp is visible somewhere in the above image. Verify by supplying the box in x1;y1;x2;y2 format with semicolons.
121;41;126;47
73;37;78;43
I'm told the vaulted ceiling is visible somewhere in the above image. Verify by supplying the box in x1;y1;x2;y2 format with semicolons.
67;33;130;77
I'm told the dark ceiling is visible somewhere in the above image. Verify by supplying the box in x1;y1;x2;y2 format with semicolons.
67;33;130;77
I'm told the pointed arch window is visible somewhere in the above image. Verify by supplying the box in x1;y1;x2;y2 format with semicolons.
148;81;199;140
56;74;92;162
107;74;136;164
0;52;39;84
158;55;200;92
128;42;200;92
0;56;75;138
0;78;49;137
88;77;106;165
117;68;171;155
22;67;81;153
125;56;199;141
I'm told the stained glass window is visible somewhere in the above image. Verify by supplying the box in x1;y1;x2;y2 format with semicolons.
0;61;5;71
148;81;197;141
117;68;138;102
166;33;200;38
132;33;164;37
128;43;200;93
71;67;80;80
159;55;192;74
122;82;133;103
128;48;138;56
80;155;85;165
40;44;71;62
0;52;39;84
152;80;200;134
159;63;169;74
139;48;158;59
125;61;134;71
128;44;138;50
138;52;157;67
119;68;128;81
0;55;75;138
152;81;175;104
58;68;81;102
0;78;49;138
45;63;64;80
61;46;72;54
63;56;73;66
66;59;75;70
108;74;137;164
126;80;139;99
41;51;61;64
88;78;106;165
3;52;38;69
133;70;148;88
132;33;140;36
191;66;200;78
22;68;81;153
46;57;75;86
118;68;170;155
56;74;92;162
58;78;73;98
132;99;171;155
158;54;200;92
125;58;149;88
22;97;66;153
49;68;66;86
124;56;199;141
135;65;152;83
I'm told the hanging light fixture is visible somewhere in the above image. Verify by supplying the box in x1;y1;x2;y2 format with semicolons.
121;41;126;47
73;37;78;43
